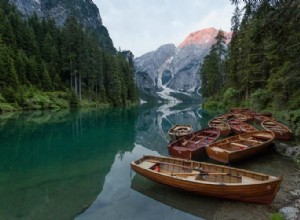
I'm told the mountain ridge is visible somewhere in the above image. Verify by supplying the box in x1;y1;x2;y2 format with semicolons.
134;27;232;103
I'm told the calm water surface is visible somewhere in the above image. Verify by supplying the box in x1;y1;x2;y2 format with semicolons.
0;104;298;220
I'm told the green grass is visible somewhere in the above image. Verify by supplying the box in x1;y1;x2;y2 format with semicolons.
270;212;284;220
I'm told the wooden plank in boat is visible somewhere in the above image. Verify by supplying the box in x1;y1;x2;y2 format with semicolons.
242;176;261;184
230;142;248;148
140;161;156;169
211;147;226;152
242;139;262;144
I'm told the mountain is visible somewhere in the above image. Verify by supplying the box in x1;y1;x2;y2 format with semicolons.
9;0;115;52
134;27;232;103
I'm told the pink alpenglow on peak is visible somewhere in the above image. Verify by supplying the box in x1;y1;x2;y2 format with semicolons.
178;27;232;48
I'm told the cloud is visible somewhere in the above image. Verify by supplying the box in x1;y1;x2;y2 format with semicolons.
95;0;235;57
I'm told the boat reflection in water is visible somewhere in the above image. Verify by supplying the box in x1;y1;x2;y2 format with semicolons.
131;173;221;220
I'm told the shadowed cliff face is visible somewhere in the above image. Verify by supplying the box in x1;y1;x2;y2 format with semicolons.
134;27;232;103
10;0;102;26
10;0;115;52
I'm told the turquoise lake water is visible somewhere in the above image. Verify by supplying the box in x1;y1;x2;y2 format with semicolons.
0;104;298;220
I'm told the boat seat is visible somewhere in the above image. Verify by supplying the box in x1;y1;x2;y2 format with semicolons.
244;139;262;144
211;147;225;152
140;161;156;169
230;142;248;148
173;146;189;152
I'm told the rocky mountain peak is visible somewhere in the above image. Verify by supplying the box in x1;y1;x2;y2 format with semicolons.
178;27;232;48
135;27;232;103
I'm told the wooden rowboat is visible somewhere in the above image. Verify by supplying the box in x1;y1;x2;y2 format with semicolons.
233;113;253;122
215;113;234;122
261;120;292;140
228;119;258;134
230;108;251;114
254;112;273;117
168;124;193;143
131;155;282;204
168;127;220;160
254;114;273;122
208;118;231;136
205;131;275;163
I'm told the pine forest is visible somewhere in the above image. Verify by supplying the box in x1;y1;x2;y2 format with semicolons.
200;0;300;112
0;0;138;111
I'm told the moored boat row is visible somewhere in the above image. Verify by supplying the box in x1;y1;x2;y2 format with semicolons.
131;108;291;204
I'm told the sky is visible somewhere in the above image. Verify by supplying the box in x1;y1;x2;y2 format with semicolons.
94;0;236;57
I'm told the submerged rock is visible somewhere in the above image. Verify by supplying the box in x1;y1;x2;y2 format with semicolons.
275;143;300;158
279;207;299;220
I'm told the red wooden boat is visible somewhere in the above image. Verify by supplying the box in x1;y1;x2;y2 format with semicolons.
168;127;220;160
233;113;253;121
230;108;251;114
208;118;231;136
261;120;292;140
255;112;273;117
205;131;275;163
215;113;234;122
254;114;273;122
228;119;258;134
131;155;283;204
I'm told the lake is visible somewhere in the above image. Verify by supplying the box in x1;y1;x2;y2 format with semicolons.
0;103;298;220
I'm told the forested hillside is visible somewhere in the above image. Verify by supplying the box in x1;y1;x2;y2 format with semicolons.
200;0;300;112
0;0;138;111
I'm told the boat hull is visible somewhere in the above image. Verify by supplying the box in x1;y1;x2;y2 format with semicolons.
228;119;258;134
168;128;220;160
131;155;282;204
208;119;231;136
168;124;193;142
261;120;292;140
205;131;275;163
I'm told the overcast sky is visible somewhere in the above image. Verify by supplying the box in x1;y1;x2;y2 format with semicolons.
94;0;236;57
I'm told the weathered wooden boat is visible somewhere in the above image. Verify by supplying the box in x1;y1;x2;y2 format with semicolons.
131;155;282;204
254;112;273;117
208;118;231;136
254;114;273;122
230;108;251;114
228;119;258;134
215;113;234;122
233;113;253;121
231;108;256;121
205;130;275;163
261;120;292;140
168;127;220;160
168;124;193;142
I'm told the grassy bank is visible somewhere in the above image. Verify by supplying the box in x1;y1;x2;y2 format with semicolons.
0;90;135;112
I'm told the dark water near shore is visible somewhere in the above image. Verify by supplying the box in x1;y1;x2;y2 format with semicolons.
0;104;298;220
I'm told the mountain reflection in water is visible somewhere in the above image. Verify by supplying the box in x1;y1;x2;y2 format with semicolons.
76;103;209;220
2;104;295;220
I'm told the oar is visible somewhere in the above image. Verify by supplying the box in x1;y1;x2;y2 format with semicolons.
192;131;217;145
172;172;233;177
